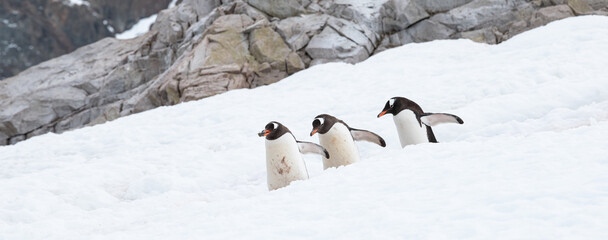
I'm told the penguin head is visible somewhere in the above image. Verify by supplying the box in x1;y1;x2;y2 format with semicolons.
258;121;291;140
377;97;424;118
310;114;343;136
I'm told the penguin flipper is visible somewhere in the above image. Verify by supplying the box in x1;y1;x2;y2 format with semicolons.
297;141;330;158
420;113;464;127
349;128;386;147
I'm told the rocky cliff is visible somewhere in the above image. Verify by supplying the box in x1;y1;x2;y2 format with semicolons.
0;0;173;79
1;0;607;145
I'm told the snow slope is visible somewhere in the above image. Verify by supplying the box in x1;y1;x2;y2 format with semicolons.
1;16;608;239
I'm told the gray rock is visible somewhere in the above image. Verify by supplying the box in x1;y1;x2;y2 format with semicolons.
2;101;57;136
586;0;608;10
381;0;430;32
374;30;414;54
460;27;500;44
250;27;293;62
530;5;574;28
0;36;143;142
183;0;221;17
407;20;456;42
188;15;253;68
324;1;387;33
234;1;269;21
181;73;249;101
250;26;305;73
247;0;305;19
56;108;95;134
431;0;531;32
9;135;25;145
250;62;288;86
0;130;7;146
568;0;594;14
152;8;185;48
276;14;329;50
305;26;369;63
26;125;53;139
413;0;473;13
183;34;251;100
88;102;122;126
286;52;306;74
199;64;242;76
327;18;376;54
33;87;88;118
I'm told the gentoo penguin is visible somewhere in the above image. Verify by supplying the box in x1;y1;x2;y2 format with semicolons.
310;114;386;169
377;97;464;148
259;121;329;190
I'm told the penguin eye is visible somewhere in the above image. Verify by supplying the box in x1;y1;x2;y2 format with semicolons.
272;122;279;130
388;98;396;107
265;123;274;130
313;118;324;127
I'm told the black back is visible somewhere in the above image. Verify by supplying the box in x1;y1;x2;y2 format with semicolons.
380;97;424;116
379;97;438;143
311;114;348;134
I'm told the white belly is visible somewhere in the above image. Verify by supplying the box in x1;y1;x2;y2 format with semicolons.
393;110;429;148
318;124;360;169
265;134;308;190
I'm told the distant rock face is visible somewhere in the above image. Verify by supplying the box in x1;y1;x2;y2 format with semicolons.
0;0;173;80
1;0;607;145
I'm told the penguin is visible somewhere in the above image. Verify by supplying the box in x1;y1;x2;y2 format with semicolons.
258;121;329;191
310;114;386;169
377;97;464;148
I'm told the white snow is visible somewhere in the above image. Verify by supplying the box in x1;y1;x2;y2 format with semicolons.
2;19;18;28
334;0;387;18
115;14;158;40
115;0;179;40
168;0;179;9
102;20;115;34
66;0;90;7
2;16;608;239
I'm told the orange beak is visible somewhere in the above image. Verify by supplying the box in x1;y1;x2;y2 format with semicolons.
310;128;318;136
258;130;271;137
377;110;388;118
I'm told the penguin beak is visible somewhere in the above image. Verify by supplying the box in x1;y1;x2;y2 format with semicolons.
258;130;270;137
377;110;388;118
310;128;318;136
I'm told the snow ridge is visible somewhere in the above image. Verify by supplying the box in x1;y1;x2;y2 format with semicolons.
66;0;90;7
